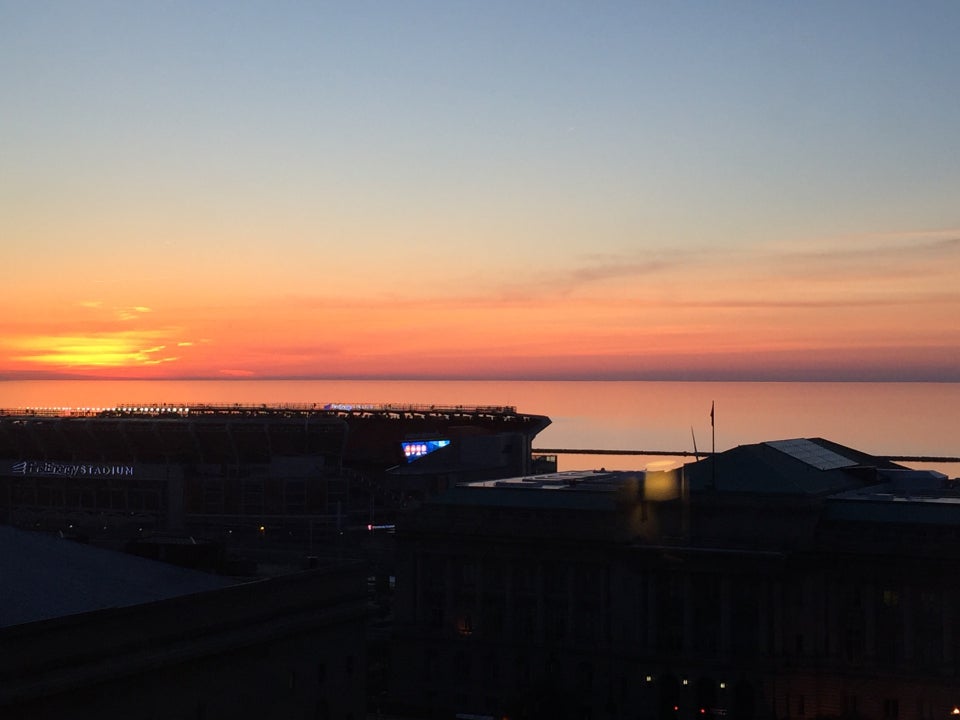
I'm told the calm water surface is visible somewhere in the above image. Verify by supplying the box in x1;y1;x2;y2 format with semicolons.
2;380;958;476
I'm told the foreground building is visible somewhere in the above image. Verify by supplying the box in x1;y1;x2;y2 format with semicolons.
0;525;367;719
390;438;960;720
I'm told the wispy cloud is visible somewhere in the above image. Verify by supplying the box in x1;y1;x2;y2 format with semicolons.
117;306;153;321
439;250;693;303
650;292;960;310
765;233;960;279
560;258;675;292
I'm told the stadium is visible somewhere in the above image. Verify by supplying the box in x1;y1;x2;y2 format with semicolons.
0;403;551;544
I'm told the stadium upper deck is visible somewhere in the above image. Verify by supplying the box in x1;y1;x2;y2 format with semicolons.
0;403;551;466
0;402;525;419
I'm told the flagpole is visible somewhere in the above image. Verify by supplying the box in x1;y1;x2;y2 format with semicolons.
710;400;717;454
710;401;716;489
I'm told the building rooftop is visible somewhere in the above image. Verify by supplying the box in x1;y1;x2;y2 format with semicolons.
429;469;659;512
398;437;960;555
0;526;235;628
824;467;960;526
684;437;906;496
469;469;627;490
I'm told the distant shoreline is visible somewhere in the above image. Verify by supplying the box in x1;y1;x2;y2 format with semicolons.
537;448;960;464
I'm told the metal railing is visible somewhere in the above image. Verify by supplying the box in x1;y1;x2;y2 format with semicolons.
0;402;521;418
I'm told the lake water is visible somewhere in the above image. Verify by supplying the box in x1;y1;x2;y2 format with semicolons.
2;379;958;476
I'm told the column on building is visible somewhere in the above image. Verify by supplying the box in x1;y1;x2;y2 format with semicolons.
720;575;732;660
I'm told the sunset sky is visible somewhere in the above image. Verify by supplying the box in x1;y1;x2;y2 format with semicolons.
2;1;959;381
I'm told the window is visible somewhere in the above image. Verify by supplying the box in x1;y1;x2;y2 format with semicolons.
883;698;899;720
459;561;477;593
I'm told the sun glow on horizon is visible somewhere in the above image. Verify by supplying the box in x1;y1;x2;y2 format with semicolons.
5;332;184;371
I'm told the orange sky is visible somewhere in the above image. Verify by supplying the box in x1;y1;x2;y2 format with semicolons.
2;231;958;381
3;4;959;381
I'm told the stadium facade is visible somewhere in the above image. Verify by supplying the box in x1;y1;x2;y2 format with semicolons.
0;403;551;543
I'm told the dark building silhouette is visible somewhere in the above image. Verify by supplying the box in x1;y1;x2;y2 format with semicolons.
390;438;960;720
0;525;367;719
0;403;556;718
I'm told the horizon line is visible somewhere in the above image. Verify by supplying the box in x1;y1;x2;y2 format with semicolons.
2;373;958;384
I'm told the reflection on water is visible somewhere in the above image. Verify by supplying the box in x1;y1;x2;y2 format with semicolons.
2;379;958;476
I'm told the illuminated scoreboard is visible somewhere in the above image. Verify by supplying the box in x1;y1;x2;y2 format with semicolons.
401;439;451;462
